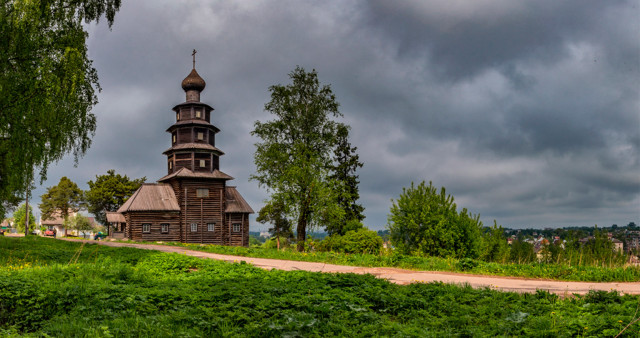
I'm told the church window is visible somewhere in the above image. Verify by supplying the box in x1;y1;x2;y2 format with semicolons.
233;223;241;232
169;161;173;169
207;223;215;232
161;224;169;233
196;110;201;118
172;133;176;144
197;132;204;140
199;159;206;168
196;188;209;197
143;224;151;233
176;112;180;121
191;223;198;232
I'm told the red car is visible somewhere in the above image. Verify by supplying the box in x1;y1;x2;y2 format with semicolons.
44;229;55;236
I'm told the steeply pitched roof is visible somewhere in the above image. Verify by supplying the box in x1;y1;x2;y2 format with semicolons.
117;184;180;212
158;167;234;182
105;212;126;223
225;186;254;214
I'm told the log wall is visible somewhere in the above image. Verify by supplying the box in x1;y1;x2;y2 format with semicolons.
127;211;181;242
122;178;250;247
168;178;232;245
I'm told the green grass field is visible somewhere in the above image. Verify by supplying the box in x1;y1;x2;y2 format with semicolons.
1;236;639;336
123;239;640;282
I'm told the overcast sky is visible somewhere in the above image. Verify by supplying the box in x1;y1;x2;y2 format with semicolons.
23;0;640;231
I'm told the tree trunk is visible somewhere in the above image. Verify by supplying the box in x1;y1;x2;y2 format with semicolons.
296;190;312;252
24;191;29;236
296;213;307;252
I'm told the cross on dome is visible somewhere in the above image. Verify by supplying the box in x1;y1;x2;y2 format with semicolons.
181;49;206;99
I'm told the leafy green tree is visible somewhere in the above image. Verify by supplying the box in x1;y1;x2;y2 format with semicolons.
256;201;293;250
509;238;536;264
39;177;84;235
0;0;121;220
252;67;346;252
13;203;35;234
248;235;262;247
1;196;21;221
481;221;510;263
325;124;365;236
64;214;93;239
85;170;145;225
387;181;483;258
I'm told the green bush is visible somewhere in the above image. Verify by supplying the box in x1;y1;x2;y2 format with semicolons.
341;228;383;254
263;237;291;249
387;181;482;259
457;258;479;271
318;228;382;254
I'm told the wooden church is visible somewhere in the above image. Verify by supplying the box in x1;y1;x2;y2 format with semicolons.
115;56;253;246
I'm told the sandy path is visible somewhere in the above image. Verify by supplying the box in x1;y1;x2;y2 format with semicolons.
62;238;640;295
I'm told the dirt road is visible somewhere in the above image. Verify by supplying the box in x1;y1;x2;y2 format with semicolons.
64;238;640;295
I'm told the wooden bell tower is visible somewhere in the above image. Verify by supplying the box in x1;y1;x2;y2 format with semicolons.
164;50;223;173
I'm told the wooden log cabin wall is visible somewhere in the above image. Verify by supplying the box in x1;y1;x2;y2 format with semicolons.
117;60;253;246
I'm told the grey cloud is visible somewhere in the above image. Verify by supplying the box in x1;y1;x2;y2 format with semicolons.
20;0;638;231
363;0;633;81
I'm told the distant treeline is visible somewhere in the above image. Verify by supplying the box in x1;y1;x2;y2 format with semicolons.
503;222;637;239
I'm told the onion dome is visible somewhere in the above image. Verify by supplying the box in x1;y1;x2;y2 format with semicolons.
181;68;206;92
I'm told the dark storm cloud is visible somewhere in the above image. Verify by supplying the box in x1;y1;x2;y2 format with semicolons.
364;0;635;80
21;0;638;230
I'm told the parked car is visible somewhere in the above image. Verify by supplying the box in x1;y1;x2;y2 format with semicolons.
44;229;55;236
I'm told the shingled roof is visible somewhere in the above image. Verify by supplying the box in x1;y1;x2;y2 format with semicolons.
41;215;64;226
225;186;254;214
117;184;180;212
158;167;234;182
105;212;126;223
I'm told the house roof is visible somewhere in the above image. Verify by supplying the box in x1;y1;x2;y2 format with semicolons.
158;167;234;182
105;212;126;223
41;212;96;225
162;143;224;155
41;210;76;225
117;184;180;212
225;186;254;214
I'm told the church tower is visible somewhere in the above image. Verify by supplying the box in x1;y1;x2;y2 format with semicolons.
117;51;253;246
164;58;223;173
